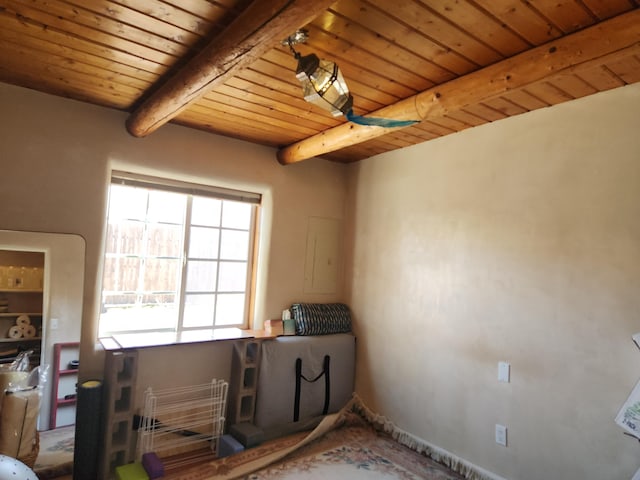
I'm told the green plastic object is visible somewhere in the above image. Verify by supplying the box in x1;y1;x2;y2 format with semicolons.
115;462;149;480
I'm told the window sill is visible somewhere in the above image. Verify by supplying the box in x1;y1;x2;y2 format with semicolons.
99;327;263;351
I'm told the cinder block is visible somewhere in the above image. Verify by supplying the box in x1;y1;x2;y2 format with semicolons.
218;434;245;458
230;422;264;448
115;462;149;480
142;452;164;479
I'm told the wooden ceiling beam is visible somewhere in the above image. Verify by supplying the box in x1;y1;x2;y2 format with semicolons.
126;0;337;138
277;9;640;165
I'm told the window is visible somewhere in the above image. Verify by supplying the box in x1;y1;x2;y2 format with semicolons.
99;172;260;337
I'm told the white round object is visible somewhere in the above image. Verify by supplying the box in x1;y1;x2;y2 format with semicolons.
7;326;22;339
0;455;38;480
23;325;36;339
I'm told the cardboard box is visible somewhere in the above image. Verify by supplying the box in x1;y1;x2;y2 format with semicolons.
264;319;283;336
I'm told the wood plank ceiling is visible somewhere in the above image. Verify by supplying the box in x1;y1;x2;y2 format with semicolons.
1;0;639;163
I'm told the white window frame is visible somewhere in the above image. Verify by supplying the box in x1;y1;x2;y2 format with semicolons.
99;171;261;337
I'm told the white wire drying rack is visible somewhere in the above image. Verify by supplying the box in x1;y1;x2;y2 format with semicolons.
137;379;228;460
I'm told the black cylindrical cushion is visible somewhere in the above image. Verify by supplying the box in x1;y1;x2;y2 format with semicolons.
73;380;103;480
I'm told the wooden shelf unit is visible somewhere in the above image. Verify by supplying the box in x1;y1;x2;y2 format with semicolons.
0;254;44;370
0;307;43;369
0;289;43;293
50;342;80;429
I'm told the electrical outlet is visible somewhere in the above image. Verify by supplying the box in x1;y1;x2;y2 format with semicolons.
498;361;510;382
495;424;508;446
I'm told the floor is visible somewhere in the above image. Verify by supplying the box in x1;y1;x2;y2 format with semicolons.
34;424;74;479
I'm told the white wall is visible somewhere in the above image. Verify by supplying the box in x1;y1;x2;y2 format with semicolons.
0;83;347;383
345;82;640;479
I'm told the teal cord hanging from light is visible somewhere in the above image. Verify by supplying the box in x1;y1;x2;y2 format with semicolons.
345;109;419;128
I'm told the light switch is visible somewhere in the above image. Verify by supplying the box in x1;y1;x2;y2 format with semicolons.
498;361;510;383
495;424;508;446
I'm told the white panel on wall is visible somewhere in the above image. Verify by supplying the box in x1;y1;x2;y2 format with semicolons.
304;217;341;294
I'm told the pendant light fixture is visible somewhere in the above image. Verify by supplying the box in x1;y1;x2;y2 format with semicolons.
283;30;418;128
284;30;353;117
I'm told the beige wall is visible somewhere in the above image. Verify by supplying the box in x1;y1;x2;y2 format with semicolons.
3;79;640;478
345;82;640;480
0;83;347;383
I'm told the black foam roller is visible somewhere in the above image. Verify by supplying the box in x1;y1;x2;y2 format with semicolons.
73;380;103;480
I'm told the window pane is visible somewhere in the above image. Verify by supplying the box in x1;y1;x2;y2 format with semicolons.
220;230;249;260
103;292;137;309
146;224;183;257
147;190;186;224
106;221;144;255
186;260;217;292
215;293;245;326
189;226;219;259
192;196;221;227
218;262;247;292
102;258;119;292
221;201;252;229
100;303;178;334
103;257;140;292
108;185;147;221
183;294;215;328
101;178;257;337
142;258;181;293
140;293;176;306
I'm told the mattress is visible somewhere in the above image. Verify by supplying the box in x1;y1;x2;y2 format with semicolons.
254;333;355;437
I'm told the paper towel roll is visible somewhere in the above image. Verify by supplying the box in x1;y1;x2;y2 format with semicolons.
23;325;36;339
16;315;30;327
8;326;22;339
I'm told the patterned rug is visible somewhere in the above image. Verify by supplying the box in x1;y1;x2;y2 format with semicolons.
27;408;469;480
244;414;464;480
164;410;464;480
33;425;74;479
246;442;463;479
